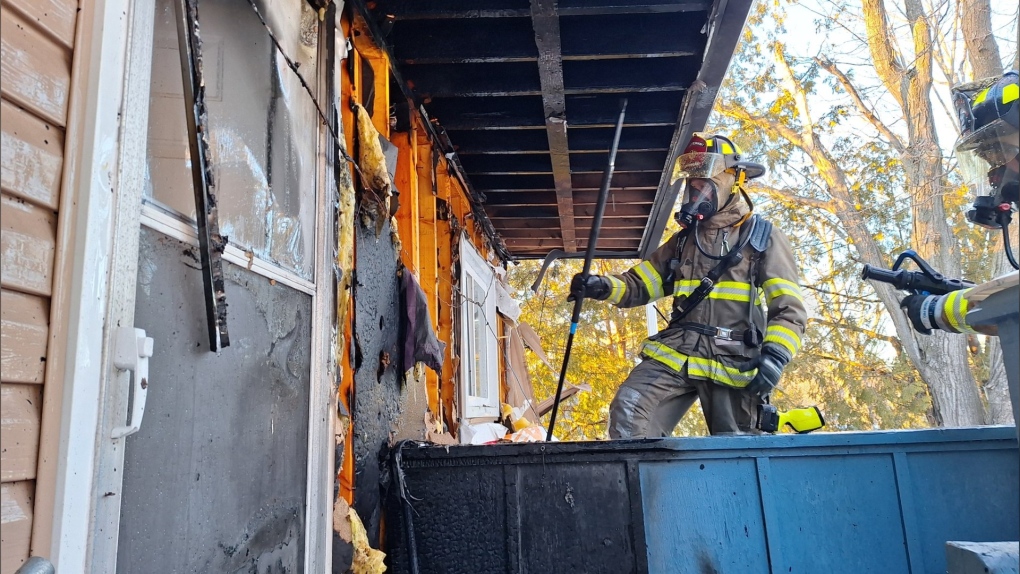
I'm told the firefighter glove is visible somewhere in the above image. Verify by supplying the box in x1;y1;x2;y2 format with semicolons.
746;344;789;397
568;274;611;302
900;294;941;335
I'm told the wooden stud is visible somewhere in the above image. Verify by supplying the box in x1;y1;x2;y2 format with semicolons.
415;130;440;416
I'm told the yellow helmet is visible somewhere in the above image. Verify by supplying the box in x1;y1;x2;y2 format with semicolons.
671;133;766;183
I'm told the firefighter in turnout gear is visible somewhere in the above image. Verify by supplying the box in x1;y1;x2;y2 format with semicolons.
900;70;1020;336
571;134;808;437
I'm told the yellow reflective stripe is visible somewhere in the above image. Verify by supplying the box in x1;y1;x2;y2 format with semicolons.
671;280;752;302
673;280;699;296
765;324;801;355
639;340;686;371
606;276;626;305
688;356;756;388
1003;83;1018;104
762;278;804;304
711;285;752;302
634;261;664;300
974;86;990;105
640;341;757;388
941;290;976;333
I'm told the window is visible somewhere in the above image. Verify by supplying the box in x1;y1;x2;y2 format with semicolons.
460;235;499;419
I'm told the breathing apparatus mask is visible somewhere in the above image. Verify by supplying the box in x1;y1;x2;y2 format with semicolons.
952;71;1019;269
671;134;766;230
675;179;722;228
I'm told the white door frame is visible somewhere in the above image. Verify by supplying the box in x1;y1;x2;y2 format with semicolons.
29;0;143;570
36;0;336;571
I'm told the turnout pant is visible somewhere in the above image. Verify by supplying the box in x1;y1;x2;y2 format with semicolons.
608;358;763;438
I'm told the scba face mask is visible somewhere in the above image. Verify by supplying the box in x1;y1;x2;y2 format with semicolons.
675;178;719;229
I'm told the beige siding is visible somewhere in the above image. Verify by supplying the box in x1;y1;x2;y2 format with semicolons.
1;384;42;482
0;1;76;570
0;194;57;297
0;481;35;574
0;7;72;127
0;291;48;384
1;100;64;210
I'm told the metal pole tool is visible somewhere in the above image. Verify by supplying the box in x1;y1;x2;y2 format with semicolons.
546;98;627;441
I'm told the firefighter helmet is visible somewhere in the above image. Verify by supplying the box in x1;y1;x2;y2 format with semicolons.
953;71;1019;206
672;133;766;183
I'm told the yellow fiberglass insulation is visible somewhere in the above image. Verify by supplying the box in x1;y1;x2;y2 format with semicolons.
354;103;392;236
349;506;387;573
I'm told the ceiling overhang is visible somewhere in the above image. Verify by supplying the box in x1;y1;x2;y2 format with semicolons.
353;0;755;260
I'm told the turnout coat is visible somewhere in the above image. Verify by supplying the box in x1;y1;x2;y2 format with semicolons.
605;196;808;388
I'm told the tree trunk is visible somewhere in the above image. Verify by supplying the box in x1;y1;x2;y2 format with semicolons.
863;0;986;425
961;0;1002;79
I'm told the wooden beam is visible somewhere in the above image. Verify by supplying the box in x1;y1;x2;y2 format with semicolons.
435;165;457;434
393;122;420;272
376;0;710;19
416;130;441;416
481;189;655;205
486;202;652;218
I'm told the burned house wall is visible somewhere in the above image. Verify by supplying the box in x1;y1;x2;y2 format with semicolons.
118;228;310;573
351;216;405;549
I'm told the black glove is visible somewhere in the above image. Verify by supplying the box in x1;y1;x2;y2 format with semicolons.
746;344;789;398
900;294;941;335
568;274;611;302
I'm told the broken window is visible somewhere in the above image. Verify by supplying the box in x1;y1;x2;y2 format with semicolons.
144;0;320;280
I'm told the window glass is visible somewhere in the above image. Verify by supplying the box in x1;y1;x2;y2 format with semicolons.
145;0;319;280
460;236;498;418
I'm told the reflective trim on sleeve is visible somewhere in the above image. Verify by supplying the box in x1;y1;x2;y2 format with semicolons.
639;340;757;388
634;261;664;300
606;275;626;305
764;324;802;356
941;290;978;334
762;278;804;304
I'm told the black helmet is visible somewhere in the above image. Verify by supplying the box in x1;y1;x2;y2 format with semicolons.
953;72;1020;229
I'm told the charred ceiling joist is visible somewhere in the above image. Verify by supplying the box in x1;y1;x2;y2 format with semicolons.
529;0;576;252
370;0;752;259
173;0;230;350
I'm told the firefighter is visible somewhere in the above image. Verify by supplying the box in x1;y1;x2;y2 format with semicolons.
571;134;808;437
900;70;1019;336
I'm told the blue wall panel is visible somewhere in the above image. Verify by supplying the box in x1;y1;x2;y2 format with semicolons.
767;454;910;574
642;458;770;574
905;450;1020;574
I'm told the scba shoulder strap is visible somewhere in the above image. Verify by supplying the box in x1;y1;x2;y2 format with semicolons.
671;215;772;323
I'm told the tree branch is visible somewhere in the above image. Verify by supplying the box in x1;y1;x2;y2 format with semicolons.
808;318;901;348
815;57;906;154
801;285;881;305
774;43;815;144
861;0;907;107
749;183;836;212
715;102;806;149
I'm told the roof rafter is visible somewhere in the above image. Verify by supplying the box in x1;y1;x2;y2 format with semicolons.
530;0;577;252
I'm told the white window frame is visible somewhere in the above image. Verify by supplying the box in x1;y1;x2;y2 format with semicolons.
459;234;499;419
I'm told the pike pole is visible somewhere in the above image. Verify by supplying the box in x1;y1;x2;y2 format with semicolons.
546;98;628;441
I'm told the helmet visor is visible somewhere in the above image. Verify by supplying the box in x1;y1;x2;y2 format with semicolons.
671;152;728;183
956;119;1020;196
